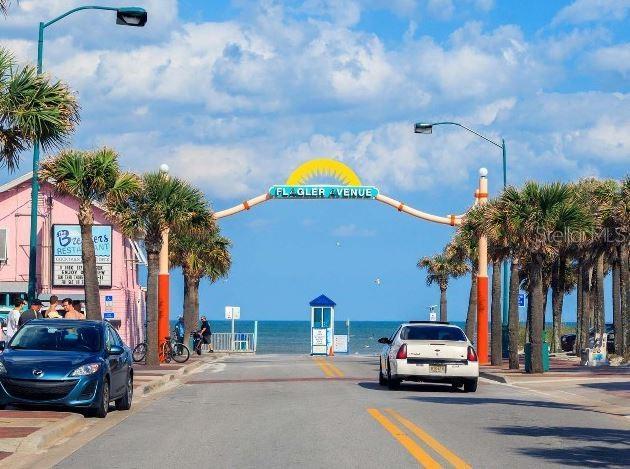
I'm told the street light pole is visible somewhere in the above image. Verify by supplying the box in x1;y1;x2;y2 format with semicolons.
27;5;147;301
414;121;510;357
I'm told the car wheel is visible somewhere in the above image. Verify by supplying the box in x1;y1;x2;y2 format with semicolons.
92;378;110;418
115;372;133;411
387;361;400;390
463;378;478;393
451;381;463;391
379;361;387;386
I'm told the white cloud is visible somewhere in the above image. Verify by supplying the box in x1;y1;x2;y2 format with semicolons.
586;43;630;77
552;0;629;25
331;223;376;237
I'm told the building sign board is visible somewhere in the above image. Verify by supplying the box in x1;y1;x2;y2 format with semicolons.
333;335;348;353
52;225;112;287
269;185;379;200
312;328;327;346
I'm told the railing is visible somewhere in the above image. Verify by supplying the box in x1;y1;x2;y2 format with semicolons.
205;332;256;353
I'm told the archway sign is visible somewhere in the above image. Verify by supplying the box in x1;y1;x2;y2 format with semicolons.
212;158;490;364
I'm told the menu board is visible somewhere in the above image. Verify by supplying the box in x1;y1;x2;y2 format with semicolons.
52;225;112;287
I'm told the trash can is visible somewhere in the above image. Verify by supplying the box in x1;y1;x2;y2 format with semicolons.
524;343;550;372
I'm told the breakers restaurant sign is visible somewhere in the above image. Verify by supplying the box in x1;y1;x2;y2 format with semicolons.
52;224;113;287
269;185;379;199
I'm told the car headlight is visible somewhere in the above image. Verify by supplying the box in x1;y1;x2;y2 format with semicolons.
0;361;6;375
70;363;100;377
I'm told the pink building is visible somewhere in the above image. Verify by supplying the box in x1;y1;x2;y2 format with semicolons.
0;172;146;347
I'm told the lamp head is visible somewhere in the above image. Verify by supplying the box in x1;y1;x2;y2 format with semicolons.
414;122;433;134
159;163;170;174
479;167;488;177
116;7;148;27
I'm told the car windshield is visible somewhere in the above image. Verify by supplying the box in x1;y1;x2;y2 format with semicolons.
9;324;101;353
401;326;467;341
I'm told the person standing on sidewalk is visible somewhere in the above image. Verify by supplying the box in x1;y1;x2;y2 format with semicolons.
18;299;44;327
6;299;25;340
62;298;85;319
45;295;62;318
175;316;185;344
200;316;213;353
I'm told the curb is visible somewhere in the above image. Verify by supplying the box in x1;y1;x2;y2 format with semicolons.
137;356;215;396
14;413;85;453
479;371;510;384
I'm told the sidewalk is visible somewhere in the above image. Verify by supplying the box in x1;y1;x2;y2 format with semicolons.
480;356;630;419
0;354;215;467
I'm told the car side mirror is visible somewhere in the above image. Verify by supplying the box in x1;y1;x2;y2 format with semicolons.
0;341;5;351
108;345;124;355
378;337;391;345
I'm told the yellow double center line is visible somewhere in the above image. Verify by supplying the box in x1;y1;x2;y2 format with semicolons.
313;357;344;378
367;408;471;469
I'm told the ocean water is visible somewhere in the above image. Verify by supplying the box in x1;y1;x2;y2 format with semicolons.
172;320;466;355
170;319;577;354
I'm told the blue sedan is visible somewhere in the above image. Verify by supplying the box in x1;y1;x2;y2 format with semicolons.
0;320;133;418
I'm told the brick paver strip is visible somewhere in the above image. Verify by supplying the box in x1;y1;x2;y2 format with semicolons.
0;451;12;461
0;427;39;438
0;411;71;419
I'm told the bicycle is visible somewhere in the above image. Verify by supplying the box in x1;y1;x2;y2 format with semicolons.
132;333;190;363
162;335;190;363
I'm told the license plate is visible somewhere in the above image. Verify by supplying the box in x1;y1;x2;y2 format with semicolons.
429;365;446;373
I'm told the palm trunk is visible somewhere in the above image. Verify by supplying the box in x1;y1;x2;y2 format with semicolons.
439;284;447;322
621;244;629;356
491;260;502;366
612;252;622;354
465;274;477;343
508;259;520;369
526;291;532;344
578;265;591;354
551;258;566;353
528;258;545;373
576;263;583;353
145;242;161;366
183;274;200;341
78;203;101;320
594;254;605;340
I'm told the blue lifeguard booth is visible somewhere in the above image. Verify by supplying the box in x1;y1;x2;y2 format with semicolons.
310;294;335;355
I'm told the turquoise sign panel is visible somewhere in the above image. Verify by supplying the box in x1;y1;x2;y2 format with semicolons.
269;185;379;199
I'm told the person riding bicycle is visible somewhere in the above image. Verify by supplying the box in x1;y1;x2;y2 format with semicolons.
174;316;185;344
199;316;213;353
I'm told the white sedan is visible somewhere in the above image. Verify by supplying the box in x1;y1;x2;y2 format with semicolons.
378;322;479;392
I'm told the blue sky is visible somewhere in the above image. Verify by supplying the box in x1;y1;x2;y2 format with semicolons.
1;0;628;322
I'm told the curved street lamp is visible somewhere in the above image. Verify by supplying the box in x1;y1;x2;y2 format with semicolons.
27;6;148;301
415;121;509;358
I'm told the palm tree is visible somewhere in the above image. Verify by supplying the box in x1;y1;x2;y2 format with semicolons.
170;225;231;340
446;222;479;342
107;172;210;366
418;251;468;322
39;148;138;319
499;182;591;373
1;48;79;170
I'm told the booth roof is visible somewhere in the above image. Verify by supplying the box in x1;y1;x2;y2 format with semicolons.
309;294;336;307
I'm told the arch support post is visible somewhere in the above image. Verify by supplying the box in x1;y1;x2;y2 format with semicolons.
477;169;489;365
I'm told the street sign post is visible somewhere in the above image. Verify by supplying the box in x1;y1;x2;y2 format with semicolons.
225;306;241;351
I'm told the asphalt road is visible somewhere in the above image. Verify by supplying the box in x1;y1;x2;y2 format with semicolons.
56;354;629;469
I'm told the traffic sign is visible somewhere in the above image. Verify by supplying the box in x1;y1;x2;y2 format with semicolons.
104;295;113;307
518;293;525;307
104;312;115;319
225;306;241;320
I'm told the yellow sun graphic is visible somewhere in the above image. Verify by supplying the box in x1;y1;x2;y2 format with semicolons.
286;158;362;186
